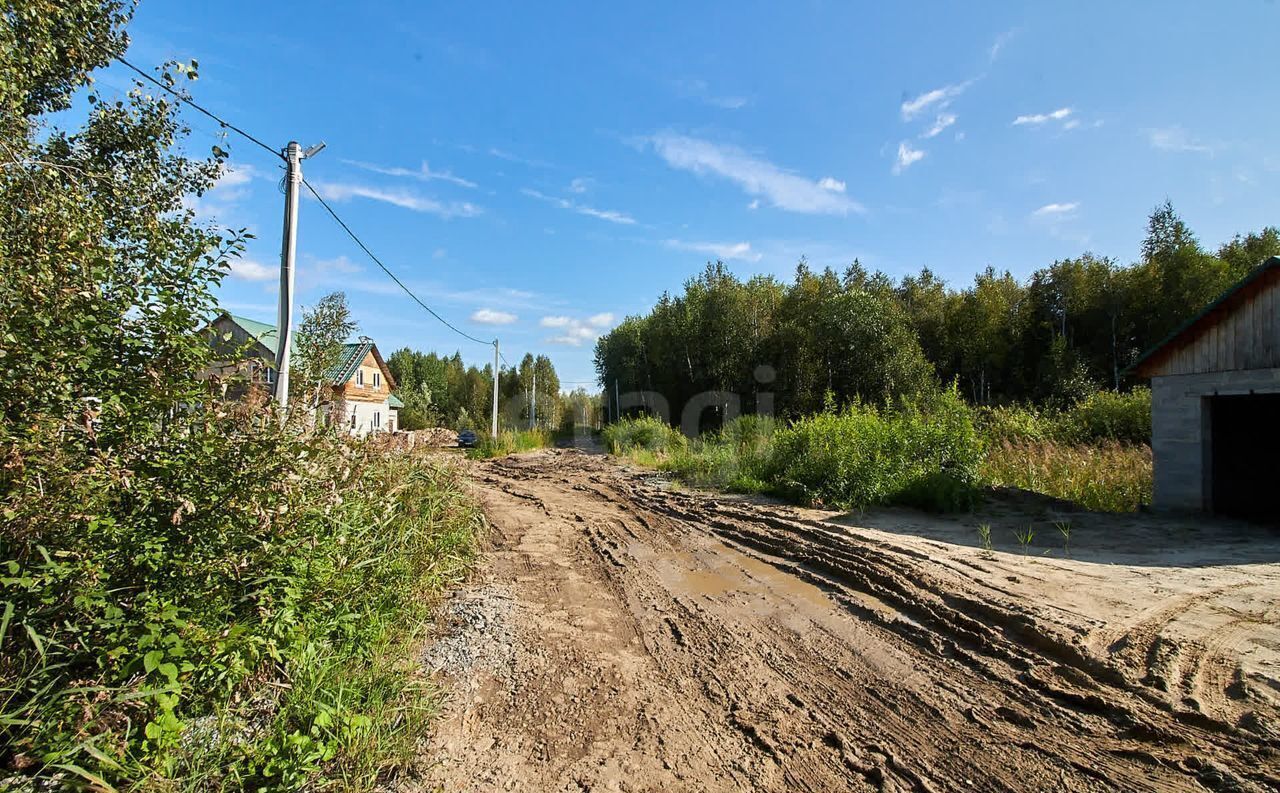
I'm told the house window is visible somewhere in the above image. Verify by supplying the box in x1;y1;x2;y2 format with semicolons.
350;410;356;429
356;370;364;386
374;411;381;429
266;367;276;383
373;371;381;388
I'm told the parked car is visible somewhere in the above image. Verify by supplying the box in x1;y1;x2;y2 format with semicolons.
457;429;478;448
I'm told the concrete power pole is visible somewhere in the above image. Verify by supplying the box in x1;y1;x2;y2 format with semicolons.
273;140;325;407
491;340;500;436
531;368;537;430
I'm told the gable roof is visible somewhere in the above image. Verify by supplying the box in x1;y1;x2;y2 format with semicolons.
1131;256;1280;378
387;393;404;409
228;313;278;348
324;340;398;390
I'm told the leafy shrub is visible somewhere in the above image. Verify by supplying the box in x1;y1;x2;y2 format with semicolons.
981;440;1152;512
977;389;1151;447
1;404;483;788
602;416;687;455
470;428;552;459
1058;387;1151;445
976;404;1056;445
768;387;983;511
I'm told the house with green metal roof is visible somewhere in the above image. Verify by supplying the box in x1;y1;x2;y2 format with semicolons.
203;312;401;435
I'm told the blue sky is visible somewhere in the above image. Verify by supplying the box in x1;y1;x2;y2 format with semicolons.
106;1;1280;388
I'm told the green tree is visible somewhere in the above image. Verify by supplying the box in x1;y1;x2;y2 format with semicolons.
291;291;356;409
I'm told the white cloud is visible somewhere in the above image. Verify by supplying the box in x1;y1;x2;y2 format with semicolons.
521;188;637;225
644;132;864;215
674;78;749;110
341;159;477;189
227;256;275;282
664;239;762;262
567;177;592;194
1033;202;1079;216
488;147;553;168
470;308;518;325
989;28;1019;62
1063;119;1081;130
747;199;761;210
901;82;969;120
921;112;957;139
540;313;616;346
1148;126;1214;155
1013;107;1073;126
817;176;846;193
310;181;482;218
893;141;925;174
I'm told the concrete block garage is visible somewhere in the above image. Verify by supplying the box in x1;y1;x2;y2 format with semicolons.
1134;256;1280;519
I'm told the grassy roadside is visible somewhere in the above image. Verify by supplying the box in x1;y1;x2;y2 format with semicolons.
1;429;484;791
468;429;554;459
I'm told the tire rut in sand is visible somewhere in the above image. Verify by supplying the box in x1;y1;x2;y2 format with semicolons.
416;450;1279;793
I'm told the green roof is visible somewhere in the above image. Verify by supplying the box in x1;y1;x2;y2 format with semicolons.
1129;256;1280;376
323;341;372;384
227;313;278;348
387;393;404;409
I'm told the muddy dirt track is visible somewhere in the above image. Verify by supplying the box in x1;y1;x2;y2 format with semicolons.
412;450;1280;792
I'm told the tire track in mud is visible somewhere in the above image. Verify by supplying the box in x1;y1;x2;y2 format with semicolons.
421;450;1279;793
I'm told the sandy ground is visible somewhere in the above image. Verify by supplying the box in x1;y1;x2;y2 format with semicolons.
407;449;1280;792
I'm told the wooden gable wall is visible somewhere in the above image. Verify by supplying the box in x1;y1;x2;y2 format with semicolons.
1138;268;1280;378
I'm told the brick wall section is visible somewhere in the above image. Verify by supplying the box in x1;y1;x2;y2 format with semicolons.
1152;368;1280;510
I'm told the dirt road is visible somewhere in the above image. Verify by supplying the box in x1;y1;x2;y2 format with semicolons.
414;450;1280;792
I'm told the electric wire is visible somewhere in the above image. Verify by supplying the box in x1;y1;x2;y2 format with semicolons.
301;178;498;349
118;55;501;355
116;56;284;161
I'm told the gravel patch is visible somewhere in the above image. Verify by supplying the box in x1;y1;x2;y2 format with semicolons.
421;583;517;683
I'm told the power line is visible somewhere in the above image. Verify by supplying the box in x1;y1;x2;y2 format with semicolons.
116;56;499;354
115;56;284;162
301;178;497;348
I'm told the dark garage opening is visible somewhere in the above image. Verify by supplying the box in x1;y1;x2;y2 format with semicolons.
1209;393;1280;522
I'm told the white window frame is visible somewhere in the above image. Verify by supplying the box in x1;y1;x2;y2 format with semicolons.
374;411;381;429
373;371;381;388
356;369;364;386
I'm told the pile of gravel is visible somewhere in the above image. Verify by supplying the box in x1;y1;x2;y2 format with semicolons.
421;584;517;681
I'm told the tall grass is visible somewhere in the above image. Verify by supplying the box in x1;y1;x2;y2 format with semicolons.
602;415;686;455
663;415;776;493
978;387;1151;446
608;387;1151;514
981;440;1152;512
469;428;553;459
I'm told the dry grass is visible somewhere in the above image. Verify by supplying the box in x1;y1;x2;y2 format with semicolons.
981;440;1153;513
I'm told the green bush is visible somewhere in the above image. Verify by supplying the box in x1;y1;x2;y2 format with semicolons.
602;415;687;455
768;387;983;511
977;389;1151;447
1058;387;1151;445
1;406;483;789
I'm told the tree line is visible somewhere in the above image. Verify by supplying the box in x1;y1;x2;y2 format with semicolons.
386;347;604;432
594;202;1279;425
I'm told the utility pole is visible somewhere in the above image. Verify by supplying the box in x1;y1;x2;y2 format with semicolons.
531;368;537;430
614;378;620;424
491;340;500;436
274;140;325;407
